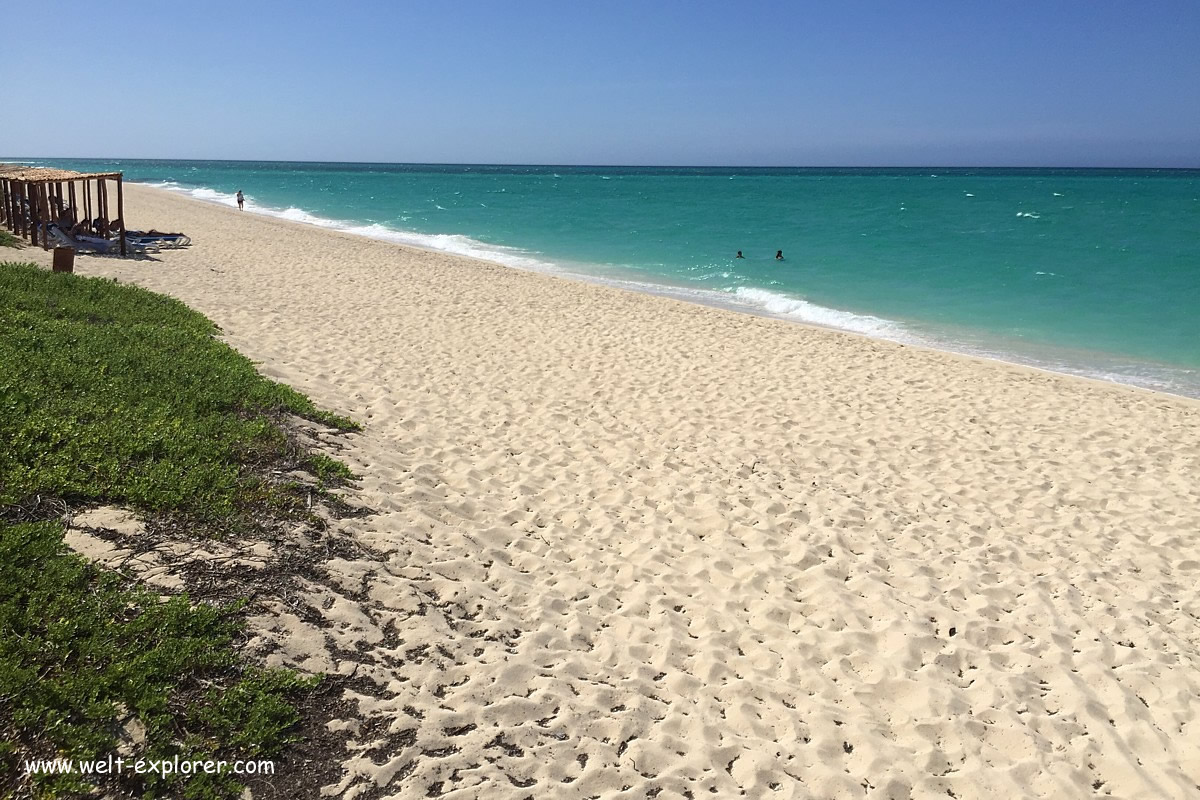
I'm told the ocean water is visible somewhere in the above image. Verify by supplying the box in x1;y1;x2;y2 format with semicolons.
13;158;1200;398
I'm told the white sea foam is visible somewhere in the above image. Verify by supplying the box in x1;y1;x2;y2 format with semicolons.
145;181;554;272
729;287;906;339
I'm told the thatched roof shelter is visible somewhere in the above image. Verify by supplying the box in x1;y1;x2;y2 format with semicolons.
0;165;123;182
0;163;127;255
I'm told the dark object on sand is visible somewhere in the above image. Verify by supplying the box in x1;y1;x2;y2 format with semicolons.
52;246;75;273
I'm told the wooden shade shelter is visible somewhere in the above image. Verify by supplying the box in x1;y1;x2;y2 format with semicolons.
0;164;126;256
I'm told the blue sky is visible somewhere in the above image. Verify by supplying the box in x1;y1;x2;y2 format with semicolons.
5;1;1198;166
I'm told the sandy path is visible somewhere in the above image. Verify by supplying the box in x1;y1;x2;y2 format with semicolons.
17;184;1200;799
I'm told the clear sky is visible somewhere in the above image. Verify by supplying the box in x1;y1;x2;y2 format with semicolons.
5;1;1198;166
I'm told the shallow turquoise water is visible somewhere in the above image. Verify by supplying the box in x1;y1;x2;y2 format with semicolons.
17;159;1200;397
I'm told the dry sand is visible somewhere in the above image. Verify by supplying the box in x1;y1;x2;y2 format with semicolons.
18;184;1200;799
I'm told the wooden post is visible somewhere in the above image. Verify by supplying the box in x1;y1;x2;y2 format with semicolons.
117;176;125;256
41;184;51;250
13;182;22;237
98;179;108;236
83;179;91;225
68;181;77;223
29;183;40;247
0;179;8;227
23;181;33;239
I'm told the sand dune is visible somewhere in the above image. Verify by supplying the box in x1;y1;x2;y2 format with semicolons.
24;184;1200;799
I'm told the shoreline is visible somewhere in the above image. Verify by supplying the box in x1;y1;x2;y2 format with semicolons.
136;177;1200;401
135;181;1200;406
11;182;1200;797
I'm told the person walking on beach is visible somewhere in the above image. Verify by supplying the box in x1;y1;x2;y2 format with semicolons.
236;190;245;210
776;250;784;260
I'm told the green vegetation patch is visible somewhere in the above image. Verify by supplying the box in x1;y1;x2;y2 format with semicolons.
0;230;20;249
1;522;317;799
0;263;359;798
0;262;357;517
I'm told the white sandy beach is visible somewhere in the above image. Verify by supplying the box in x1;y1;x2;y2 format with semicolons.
20;184;1200;799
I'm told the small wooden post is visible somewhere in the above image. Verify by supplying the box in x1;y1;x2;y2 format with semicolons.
68;181;77;223
83;179;91;224
117;176;125;256
0;179;8;227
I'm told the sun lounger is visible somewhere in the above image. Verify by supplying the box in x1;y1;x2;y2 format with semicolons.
48;224;144;255
124;231;190;248
47;224;118;254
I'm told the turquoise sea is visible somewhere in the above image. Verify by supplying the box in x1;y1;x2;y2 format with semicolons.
13;159;1200;398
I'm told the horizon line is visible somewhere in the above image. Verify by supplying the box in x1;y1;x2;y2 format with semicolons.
6;156;1199;171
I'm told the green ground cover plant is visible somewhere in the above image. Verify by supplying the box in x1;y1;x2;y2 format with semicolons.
0;263;359;798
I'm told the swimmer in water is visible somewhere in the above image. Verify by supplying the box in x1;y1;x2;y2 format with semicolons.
776;250;784;260
736;251;745;258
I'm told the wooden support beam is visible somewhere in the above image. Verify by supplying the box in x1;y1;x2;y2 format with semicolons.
117;177;126;256
0;179;8;227
68;181;77;223
83;179;91;224
98;179;108;235
41;184;51;249
24;181;33;239
29;183;39;247
12;182;21;237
